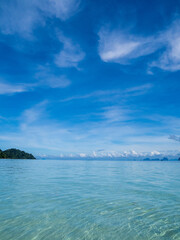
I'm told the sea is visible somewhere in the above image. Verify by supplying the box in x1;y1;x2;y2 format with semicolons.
0;159;180;240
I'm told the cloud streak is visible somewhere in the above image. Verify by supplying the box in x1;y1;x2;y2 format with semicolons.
0;0;81;38
0;72;71;96
38;0;81;21
151;19;180;71
35;67;71;88
61;83;153;102
101;106;132;123
98;18;180;72
55;33;85;68
0;82;30;95
0;99;179;156
98;28;161;64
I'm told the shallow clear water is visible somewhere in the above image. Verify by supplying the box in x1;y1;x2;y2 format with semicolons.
0;160;180;240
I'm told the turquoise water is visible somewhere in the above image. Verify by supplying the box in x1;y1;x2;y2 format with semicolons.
0;160;180;240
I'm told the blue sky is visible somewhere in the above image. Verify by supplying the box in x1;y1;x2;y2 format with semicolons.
0;0;180;158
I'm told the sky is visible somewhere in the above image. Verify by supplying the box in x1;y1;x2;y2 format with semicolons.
0;0;180;158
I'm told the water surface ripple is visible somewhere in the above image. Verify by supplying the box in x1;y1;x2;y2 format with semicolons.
0;160;180;240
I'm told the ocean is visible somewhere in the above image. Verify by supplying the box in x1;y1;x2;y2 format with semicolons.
0;159;180;239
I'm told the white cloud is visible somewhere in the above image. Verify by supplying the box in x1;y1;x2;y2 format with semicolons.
0;72;70;96
61;83;153;102
0;0;81;38
0;0;41;37
102;106;132;123
46;76;71;88
38;0;81;21
1;101;180;155
21;101;47;127
0;82;29;95
125;84;152;93
35;67;71;88
55;33;85;68
60;90;119;102
150;150;160;156
79;153;86;157
151;20;180;71
98;19;180;72
98;28;160;64
57;149;179;159
124;83;153;96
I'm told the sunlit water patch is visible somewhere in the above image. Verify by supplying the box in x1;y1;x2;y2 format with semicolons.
0;160;180;240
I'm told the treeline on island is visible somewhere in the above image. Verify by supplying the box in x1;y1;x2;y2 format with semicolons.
0;148;36;159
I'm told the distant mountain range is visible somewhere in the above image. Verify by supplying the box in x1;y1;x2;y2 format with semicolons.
0;148;36;159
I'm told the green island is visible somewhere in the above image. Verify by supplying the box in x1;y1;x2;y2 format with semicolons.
0;148;36;159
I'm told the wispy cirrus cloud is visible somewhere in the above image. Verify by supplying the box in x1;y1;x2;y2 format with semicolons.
124;83;153;97
61;83;153;102
98;18;180;72
0;81;30;95
0;100;177;158
35;66;71;88
0;71;71;95
0;0;41;38
38;0;81;21
101;106;132;123
55;33;85;68
98;27;161;64
60;90;119;102
0;100;179;155
21;101;48;126
151;20;180;71
0;0;81;38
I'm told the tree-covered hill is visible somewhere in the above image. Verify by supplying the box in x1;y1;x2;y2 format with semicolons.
0;148;36;159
